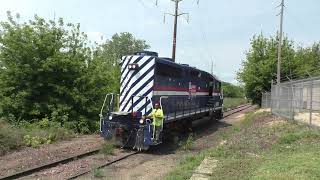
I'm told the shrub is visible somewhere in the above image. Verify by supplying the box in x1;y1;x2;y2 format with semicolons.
92;168;104;178
0;117;74;154
179;134;195;151
0;119;25;155
100;142;115;155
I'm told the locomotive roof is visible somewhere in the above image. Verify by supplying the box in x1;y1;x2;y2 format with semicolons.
155;56;221;82
122;53;222;82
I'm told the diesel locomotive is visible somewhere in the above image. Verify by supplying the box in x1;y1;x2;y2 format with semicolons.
100;51;223;150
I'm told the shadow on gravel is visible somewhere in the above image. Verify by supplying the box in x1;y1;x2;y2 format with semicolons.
145;117;232;155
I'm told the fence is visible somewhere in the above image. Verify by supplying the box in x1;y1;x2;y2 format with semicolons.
262;76;320;127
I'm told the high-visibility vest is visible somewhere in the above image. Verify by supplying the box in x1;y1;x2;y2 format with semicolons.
149;109;164;126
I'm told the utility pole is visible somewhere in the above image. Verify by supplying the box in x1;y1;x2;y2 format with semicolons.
277;0;284;84
163;0;191;62
161;0;199;62
210;58;214;75
172;0;180;62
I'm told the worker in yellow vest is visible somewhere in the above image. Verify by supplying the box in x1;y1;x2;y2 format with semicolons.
145;103;164;141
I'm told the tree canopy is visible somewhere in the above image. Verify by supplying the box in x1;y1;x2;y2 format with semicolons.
222;82;244;98
0;12;149;133
237;33;320;105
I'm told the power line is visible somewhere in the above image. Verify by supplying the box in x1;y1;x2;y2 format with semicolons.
137;0;148;9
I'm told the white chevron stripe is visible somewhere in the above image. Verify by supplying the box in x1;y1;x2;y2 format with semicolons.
120;56;151;91
120;56;127;69
120;67;134;102
120;69;154;111
120;56;139;82
120;56;130;73
119;58;155;103
124;81;154;112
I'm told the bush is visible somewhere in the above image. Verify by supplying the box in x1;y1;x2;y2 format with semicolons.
223;97;248;111
0;13;149;133
22;119;74;147
0;120;25;155
92;168;104;178
179;134;195;151
100;142;115;155
0;118;74;154
222;82;244;98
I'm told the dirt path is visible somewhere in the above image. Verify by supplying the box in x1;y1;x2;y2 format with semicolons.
0;135;103;178
78;106;256;180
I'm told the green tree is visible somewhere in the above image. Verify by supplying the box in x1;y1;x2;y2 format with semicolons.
237;34;295;105
92;32;150;92
0;13;150;133
0;12;94;132
293;42;320;78
222;82;244;98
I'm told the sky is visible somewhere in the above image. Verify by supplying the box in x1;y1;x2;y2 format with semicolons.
0;0;319;84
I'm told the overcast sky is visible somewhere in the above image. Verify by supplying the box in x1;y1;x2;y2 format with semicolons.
1;0;319;84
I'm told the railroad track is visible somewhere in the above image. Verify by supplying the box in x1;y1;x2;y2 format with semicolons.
223;104;253;118
0;104;253;180
0;148;101;180
67;151;139;180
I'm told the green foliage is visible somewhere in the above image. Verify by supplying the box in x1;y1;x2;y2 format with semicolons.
178;134;195;151
278;127;320;144
0;12;149;133
23;135;51;148
222;82;244;98
223;97;247;111
164;111;320;180
100;142;115;155
0;118;73;154
164;153;205;180
0;119;25;155
92;168;104;178
237;33;320;105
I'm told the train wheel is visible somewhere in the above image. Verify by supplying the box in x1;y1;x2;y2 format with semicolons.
182;119;193;133
215;110;223;120
209;110;217;121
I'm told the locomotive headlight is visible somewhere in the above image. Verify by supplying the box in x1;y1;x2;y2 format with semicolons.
139;119;144;124
128;63;139;70
108;115;113;120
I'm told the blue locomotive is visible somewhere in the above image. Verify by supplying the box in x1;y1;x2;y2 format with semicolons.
100;51;223;150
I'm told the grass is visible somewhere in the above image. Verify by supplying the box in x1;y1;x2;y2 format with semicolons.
100;142;115;155
0;120;25;155
178;134;195;151
164;154;205;180
163;110;320;180
92;168;104;178
0;118;74;155
223;97;248;111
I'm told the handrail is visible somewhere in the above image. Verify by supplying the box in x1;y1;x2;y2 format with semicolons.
159;96;168;131
99;93;112;118
99;93;112;132
129;95;154;111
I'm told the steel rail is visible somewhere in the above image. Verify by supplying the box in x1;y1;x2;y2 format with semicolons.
223;104;253;118
0;149;101;180
67;151;139;180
